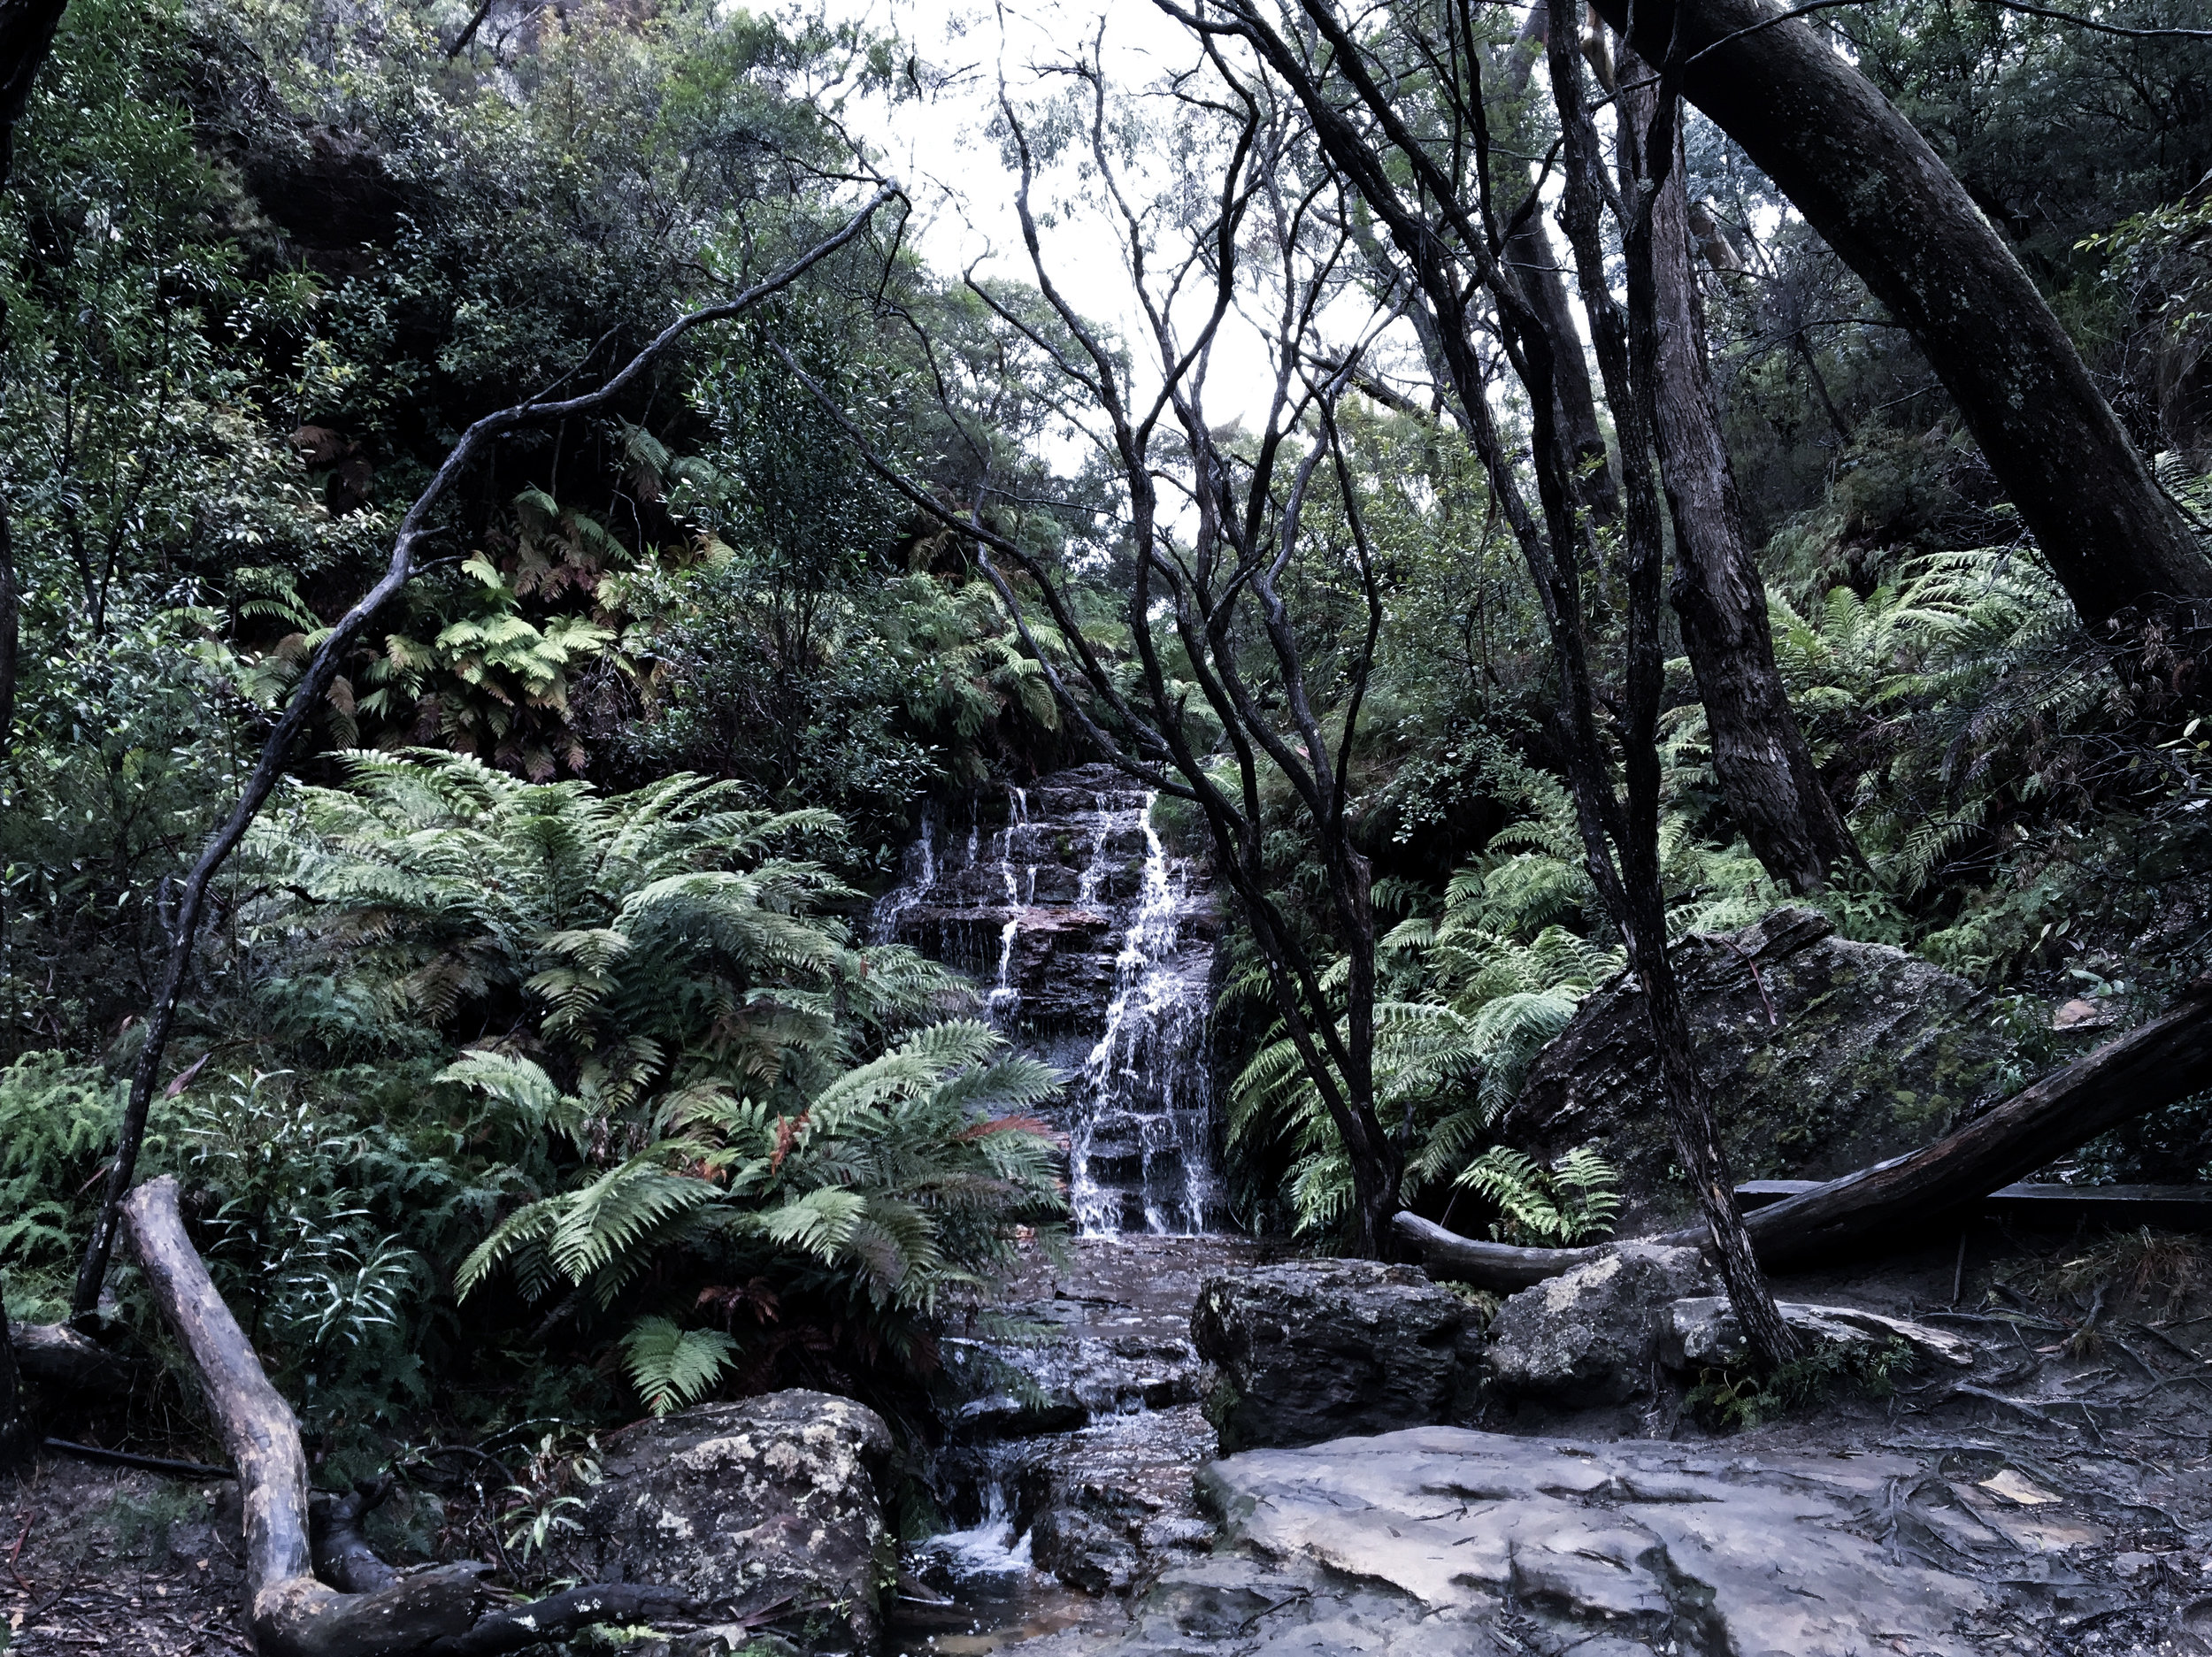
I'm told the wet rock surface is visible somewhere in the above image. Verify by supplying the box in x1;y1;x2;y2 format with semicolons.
1189;1260;1484;1451
1101;1429;2115;1656
1504;905;2024;1229
1482;1243;1717;1408
906;1235;1282;1640
581;1390;894;1654
989;1403;2212;1657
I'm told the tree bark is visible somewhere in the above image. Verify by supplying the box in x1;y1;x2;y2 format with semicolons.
1548;19;1804;1368
1585;0;2212;629
1398;974;2212;1286
0;0;68;189
1498;2;1619;524
122;1176;692;1657
123;1176;499;1656
0;1290;32;1472
8;1318;130;1394
1638;67;1859;892
0;495;17;737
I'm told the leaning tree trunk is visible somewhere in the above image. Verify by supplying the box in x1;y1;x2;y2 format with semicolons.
123;1177;688;1657
1399;973;2212;1287
1586;0;2212;629
1636;65;1859;892
124;1177;500;1655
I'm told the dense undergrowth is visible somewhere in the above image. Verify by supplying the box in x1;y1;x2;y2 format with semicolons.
0;0;2208;1508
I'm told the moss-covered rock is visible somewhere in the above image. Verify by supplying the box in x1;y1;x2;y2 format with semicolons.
580;1390;895;1653
1503;906;2024;1231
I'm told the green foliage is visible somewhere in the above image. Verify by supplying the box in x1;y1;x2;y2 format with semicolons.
0;1053;127;1316
1686;1338;1918;1432
254;752;1063;1410
622;1319;741;1416
1226;811;1625;1234
1454;1146;1622;1247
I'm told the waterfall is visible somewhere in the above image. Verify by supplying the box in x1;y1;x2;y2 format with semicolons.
1068;795;1219;1236
870;764;1224;1237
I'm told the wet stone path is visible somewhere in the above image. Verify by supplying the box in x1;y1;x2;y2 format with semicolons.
895;1235;1281;1656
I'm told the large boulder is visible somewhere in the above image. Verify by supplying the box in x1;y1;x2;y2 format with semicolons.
1123;1427;2066;1657
1483;1243;1717;1408
1505;905;2022;1229
580;1390;894;1653
1190;1261;1483;1451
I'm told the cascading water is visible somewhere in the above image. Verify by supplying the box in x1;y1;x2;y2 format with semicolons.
869;764;1223;1236
873;765;1250;1653
1068;795;1220;1236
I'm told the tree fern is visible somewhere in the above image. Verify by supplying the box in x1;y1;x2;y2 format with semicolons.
254;752;1058;1410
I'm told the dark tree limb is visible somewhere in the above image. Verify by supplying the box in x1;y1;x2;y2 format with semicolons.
311;1478;400;1594
0;1291;30;1473
10;1320;131;1394
0;0;68;188
422;1586;696;1657
42;1438;233;1480
444;0;497;59
1401;976;2212;1287
71;180;902;1318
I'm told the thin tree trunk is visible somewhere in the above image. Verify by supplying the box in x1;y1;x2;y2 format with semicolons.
1640;67;1858;893
1498;2;1619;524
1548;19;1805;1367
0;495;17;736
1586;0;2212;628
0;1290;31;1472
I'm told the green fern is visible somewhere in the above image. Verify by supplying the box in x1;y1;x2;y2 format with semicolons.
621;1317;739;1415
1455;1145;1623;1246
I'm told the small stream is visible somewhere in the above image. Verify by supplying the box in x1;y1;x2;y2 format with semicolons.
872;768;1252;1653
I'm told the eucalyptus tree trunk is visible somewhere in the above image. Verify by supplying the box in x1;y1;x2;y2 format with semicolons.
1587;0;2212;628
1496;2;1618;523
1638;71;1859;893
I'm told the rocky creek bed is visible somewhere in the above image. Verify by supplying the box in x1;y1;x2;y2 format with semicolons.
12;1224;2212;1656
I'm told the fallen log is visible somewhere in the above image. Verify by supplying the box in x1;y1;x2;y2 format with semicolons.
1402;975;2212;1288
1737;1179;2212;1231
122;1176;690;1656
